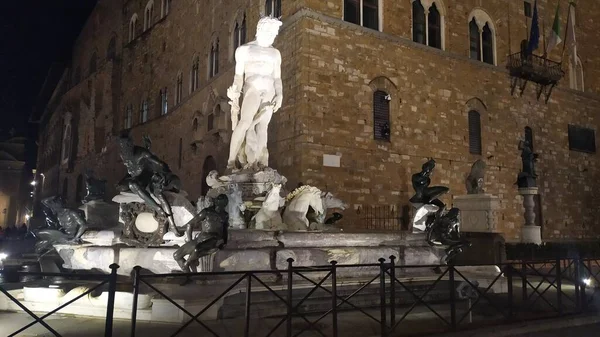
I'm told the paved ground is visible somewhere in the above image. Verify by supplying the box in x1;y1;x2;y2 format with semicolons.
512;323;600;337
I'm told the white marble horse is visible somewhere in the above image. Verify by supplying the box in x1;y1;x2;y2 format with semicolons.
282;186;325;230
253;184;284;230
316;192;348;223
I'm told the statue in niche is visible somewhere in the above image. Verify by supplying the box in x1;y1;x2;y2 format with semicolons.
465;159;486;194
115;133;182;236
83;170;106;203
227;16;283;171
173;194;229;275
516;140;539;188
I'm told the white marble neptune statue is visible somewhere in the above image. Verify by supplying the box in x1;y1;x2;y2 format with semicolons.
227;16;283;171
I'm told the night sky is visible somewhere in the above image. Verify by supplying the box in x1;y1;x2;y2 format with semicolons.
0;0;96;165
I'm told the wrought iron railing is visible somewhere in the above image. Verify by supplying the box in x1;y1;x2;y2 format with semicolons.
1;258;599;337
506;53;565;85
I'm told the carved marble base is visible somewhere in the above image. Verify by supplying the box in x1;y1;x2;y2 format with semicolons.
453;194;501;233
206;167;287;229
521;225;542;245
79;200;119;229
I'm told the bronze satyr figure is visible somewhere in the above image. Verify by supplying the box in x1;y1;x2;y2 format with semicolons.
116;134;182;236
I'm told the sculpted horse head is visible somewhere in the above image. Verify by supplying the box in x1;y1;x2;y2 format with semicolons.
321;192;348;211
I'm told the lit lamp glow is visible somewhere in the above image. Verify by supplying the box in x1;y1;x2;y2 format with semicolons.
30;180;37;186
0;252;8;262
583;278;592;287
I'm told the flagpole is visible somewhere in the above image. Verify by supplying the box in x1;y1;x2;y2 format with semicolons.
542;14;547;59
560;1;573;65
508;0;512;54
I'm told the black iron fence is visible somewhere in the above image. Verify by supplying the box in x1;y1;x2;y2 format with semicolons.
1;258;600;337
356;205;411;231
0;264;119;337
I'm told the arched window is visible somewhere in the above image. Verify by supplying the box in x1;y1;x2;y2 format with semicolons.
89;52;97;75
209;40;219;78
469;9;496;65
207;113;214;132
265;0;282;18
468;110;482;155
129;14;138;42
140;99;149;123
201;156;217;195
107;37;116;60
144;1;154;30
569;55;584;91
75;174;85;204
176;72;183;104
192;117;199;131
427;3;441;49
469;19;481;61
161;0;171;18
124;104;133;129
412;1;444;49
525;126;534;151
482;23;494;65
373;90;390;141
343;0;379;31
412;1;425;44
191;57;199;91
233;14;247;55
162;87;168;114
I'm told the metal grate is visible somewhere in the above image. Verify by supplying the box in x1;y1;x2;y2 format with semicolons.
373;90;390;141
468;110;482;155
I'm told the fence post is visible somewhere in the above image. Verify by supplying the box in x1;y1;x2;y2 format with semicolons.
507;264;514;320
379;258;387;337
331;260;338;337
389;255;396;329
448;264;456;331
286;258;294;337
574;258;581;312
522;262;527;301
104;263;119;337
245;272;252;337
130;266;141;337
556;258;563;315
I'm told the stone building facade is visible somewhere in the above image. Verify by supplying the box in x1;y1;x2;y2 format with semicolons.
35;0;600;242
0;137;28;228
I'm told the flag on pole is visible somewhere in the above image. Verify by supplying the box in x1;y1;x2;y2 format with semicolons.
527;0;540;54
545;2;562;54
565;1;577;63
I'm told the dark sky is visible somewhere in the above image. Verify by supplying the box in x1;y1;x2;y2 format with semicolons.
0;0;96;164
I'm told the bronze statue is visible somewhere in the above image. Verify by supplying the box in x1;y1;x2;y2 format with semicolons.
516;140;539;188
466;159;486;194
409;159;449;210
40;196;88;242
410;159;470;264
116;134;182;236
173;194;229;274
426;208;471;264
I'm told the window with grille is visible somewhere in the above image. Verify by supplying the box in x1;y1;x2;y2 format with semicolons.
344;0;379;31
468;110;482;154
568;125;596;153
373;90;390;141
525;126;534;151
